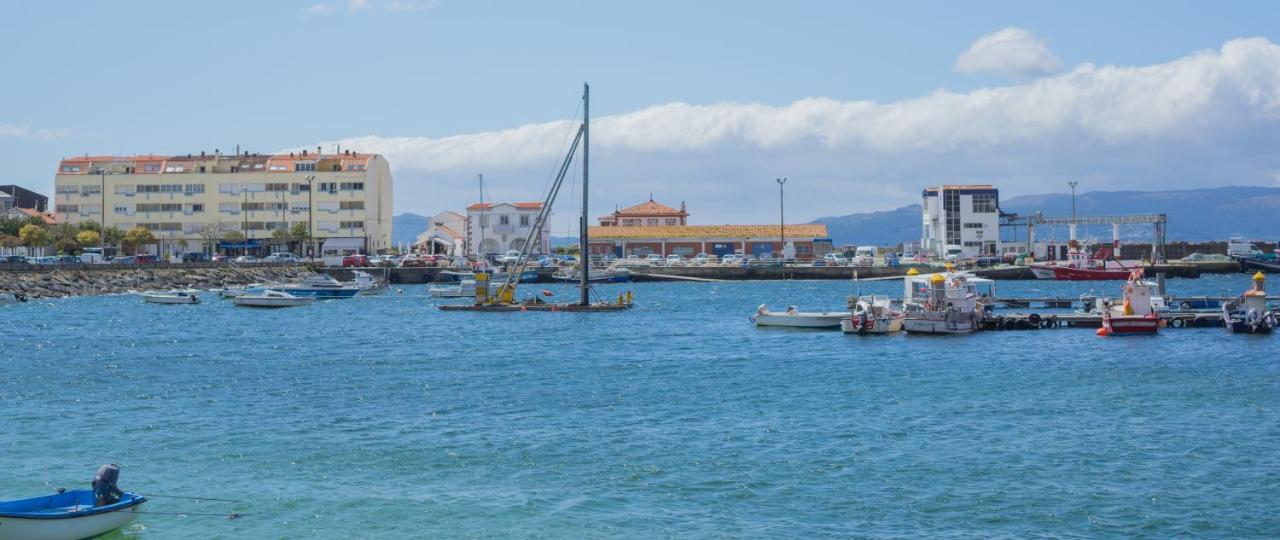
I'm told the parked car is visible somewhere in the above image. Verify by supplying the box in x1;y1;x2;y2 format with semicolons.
211;254;228;263
232;255;257;263
719;254;739;265
645;254;665;266
263;252;300;263
823;253;848;266
136;254;160;264
342;254;369;267
975;255;1001;267
112;256;137;264
496;250;524;264
399;255;428;268
181;252;210;263
665;254;684;266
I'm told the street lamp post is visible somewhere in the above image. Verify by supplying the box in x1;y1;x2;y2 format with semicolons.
304;174;315;260
100;168;106;255
1068;180;1078;220
776;177;787;263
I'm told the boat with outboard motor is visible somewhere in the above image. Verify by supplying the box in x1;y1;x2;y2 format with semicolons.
1223;272;1276;334
142;290;200;304
352;270;388;295
232;289;315;308
282;274;359;298
841;295;905;334
753;305;848;328
1099;269;1160;335
0;465;145;540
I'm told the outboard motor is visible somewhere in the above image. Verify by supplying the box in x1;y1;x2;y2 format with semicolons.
92;464;123;506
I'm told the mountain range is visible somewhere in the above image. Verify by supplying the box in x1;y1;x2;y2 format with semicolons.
813;185;1280;246
392;186;1280;248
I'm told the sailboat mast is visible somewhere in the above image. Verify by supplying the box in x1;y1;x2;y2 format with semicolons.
580;83;590;306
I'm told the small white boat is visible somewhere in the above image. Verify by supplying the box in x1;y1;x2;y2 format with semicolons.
232;290;315;308
142;291;200;304
353;271;388;295
752;304;848;328
219;282;277;298
430;279;476;298
841;295;905;334
0;491;145;540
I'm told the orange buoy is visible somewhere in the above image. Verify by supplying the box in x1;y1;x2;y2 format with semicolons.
1096;327;1109;337
541;289;554;296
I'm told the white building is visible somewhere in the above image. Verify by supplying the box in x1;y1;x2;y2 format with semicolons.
415;210;466;255
921;184;1000;258
465;202;548;257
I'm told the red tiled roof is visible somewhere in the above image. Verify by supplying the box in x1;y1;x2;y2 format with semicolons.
615;200;685;216
466;202;544;211
10;207;57;225
588;224;827;239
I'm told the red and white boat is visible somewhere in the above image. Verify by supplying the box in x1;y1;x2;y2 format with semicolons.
1029;244;1136;280
1100;270;1160;335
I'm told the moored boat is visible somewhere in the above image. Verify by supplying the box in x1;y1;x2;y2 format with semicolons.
753;304;848;328
840;295;905;334
1099;270;1160;335
1029;243;1136;280
142;290;200;304
1222;272;1276;334
0;491;146;540
902;272;986;335
429;279;476;298
232;290;315;308
282;274;359;298
352;271;388;295
553;266;631;283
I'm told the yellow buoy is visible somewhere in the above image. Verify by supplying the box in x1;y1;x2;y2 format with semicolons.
1254;271;1266;281
944;262;954;271
929;272;945;284
906;267;920;276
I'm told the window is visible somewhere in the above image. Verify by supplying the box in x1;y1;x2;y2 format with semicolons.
185;184;205;193
317;201;339;213
135;203;181;212
164;165;185;173
56;204;79;213
622;218;640;226
81;185;102;195
647;219;658;226
115;185;135;195
82;205;102;215
499;215;510;226
963;222;984;229
144;164;160;173
345;164;366;171
114;205;129;215
242;202;266;211
318;182;337;193
292;183;310;192
340;221;365;229
290;203;309;213
972;193;997;213
57;185;79;194
136;185;159;193
219;183;238;194
61;165;81;173
339;182;364;191
219;202;240;213
265;221;289;230
963;241;982;247
141;223;181;232
266;183;288;192
479;215;489;227
339;201;364;210
665;218;678;225
188;204;204;213
159;184;183;193
519;215;530;227
295;163;316;172
242;183;265;193
269;164;288;171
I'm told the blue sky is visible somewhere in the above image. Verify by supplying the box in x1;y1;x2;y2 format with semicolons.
4;1;1280;223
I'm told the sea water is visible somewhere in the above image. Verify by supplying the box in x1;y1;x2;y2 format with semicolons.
1;275;1278;538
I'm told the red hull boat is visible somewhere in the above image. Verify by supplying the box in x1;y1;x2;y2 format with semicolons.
1031;264;1134;280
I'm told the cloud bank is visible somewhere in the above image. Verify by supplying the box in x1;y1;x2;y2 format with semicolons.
956;27;1063;78
312;37;1280;224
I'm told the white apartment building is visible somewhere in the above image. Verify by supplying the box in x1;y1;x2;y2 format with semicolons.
921;184;1000;258
52;149;392;257
465;202;549;257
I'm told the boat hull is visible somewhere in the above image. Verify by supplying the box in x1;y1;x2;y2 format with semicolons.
0;491;145;540
1030;264;1133;280
840;315;905;334
1103;315;1159;334
233;297;314;308
281;288;358;298
143;295;199;304
903;317;977;335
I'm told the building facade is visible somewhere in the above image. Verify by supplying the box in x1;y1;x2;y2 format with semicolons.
52;149;392;257
921;184;1000;258
415;210;467;255
0;185;49;212
465;202;549;257
598;197;688;227
587;224;831;261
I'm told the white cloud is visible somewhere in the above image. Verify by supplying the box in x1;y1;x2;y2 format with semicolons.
308;38;1280;222
305;0;432;16
387;0;438;12
956;27;1063;78
0;123;69;140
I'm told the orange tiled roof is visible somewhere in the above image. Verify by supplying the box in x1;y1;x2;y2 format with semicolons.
588;224;827;239
11;207;57;224
466;202;544;211
615;200;685;216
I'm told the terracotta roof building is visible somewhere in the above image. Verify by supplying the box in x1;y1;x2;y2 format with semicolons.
598;196;688;227
588;223;831;261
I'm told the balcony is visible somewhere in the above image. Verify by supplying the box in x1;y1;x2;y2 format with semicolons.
492;224;515;234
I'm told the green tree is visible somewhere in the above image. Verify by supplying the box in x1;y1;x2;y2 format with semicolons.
0;216;27;236
123;226;155;255
0;234;20;251
77;220;102;233
76;230;102;248
55;238;80;255
48;223;80;246
102;226;125;254
18;224;49;253
289;222;309;255
271;228;290;252
222;230;245;243
197;223;223;255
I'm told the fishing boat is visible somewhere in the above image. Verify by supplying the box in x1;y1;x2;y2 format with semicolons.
1222;271;1276;334
752;305;848;328
553;266;631;283
429;279;476;298
1029;243;1134;280
440;84;632;313
281;274;359;299
142;290;200;304
0;491;146;540
841;295;905;334
352;271;388;295
902;272;987;335
1099;270;1160;335
1237;257;1280;274
232;290;315;308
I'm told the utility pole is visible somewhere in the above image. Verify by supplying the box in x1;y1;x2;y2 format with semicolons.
776;177;787;262
305;174;315;259
1068;180;1078;219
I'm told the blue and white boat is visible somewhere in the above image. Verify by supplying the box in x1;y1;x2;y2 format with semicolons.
282;274;360;299
0;490;146;540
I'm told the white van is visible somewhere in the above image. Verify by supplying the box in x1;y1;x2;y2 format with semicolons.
853;246;877;266
1227;242;1264;259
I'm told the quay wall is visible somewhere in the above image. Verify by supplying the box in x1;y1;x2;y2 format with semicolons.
0;264;314;298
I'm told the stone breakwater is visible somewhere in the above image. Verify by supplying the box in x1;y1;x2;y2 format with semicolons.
0;265;316;298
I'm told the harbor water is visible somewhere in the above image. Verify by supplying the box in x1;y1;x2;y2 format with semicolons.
2;275;1278;537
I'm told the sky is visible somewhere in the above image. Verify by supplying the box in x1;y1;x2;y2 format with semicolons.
3;0;1280;228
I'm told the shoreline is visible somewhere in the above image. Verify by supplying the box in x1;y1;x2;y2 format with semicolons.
0;265;315;298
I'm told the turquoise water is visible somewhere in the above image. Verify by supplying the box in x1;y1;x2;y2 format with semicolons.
2;276;1278;538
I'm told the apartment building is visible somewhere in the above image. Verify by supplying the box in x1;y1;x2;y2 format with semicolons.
52;149;392;257
465;202;548;257
921;184;1000;258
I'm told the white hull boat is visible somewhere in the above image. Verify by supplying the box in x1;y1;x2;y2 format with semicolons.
232;290;315;308
753;305;848;328
902;313;979;334
219;283;277;298
902;272;987;335
841;295;905;334
353;271;388;295
0;490;145;540
430;279;476;298
142;291;199;304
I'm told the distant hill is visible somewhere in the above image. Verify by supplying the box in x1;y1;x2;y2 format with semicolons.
812;186;1280;246
391;212;428;246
